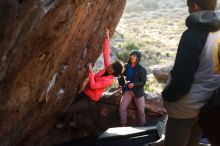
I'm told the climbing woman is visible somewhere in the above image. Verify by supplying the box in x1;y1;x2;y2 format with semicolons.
56;29;123;128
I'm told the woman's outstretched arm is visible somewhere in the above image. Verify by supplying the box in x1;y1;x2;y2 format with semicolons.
103;29;110;67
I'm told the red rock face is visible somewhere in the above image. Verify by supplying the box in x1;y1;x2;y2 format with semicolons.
0;0;126;145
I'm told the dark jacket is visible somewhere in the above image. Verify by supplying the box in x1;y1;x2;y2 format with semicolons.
118;50;147;98
162;11;220;102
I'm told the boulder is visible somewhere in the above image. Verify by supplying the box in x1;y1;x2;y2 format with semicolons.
153;66;172;82
53;89;166;144
0;0;126;146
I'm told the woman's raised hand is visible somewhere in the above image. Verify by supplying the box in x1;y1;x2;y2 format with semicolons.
88;63;93;72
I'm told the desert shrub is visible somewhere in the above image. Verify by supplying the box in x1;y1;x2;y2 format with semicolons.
144;82;155;92
117;50;130;62
124;42;139;51
117;42;140;62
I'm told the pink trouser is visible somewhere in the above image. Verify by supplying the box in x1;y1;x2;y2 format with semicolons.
119;91;146;126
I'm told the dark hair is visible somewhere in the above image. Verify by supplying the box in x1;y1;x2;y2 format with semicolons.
112;61;123;77
188;0;217;10
129;49;142;64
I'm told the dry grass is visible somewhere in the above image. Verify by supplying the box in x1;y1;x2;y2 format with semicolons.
112;0;220;93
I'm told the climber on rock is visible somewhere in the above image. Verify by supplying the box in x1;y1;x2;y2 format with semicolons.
56;29;123;129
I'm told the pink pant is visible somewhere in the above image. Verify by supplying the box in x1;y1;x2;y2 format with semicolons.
119;91;146;126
